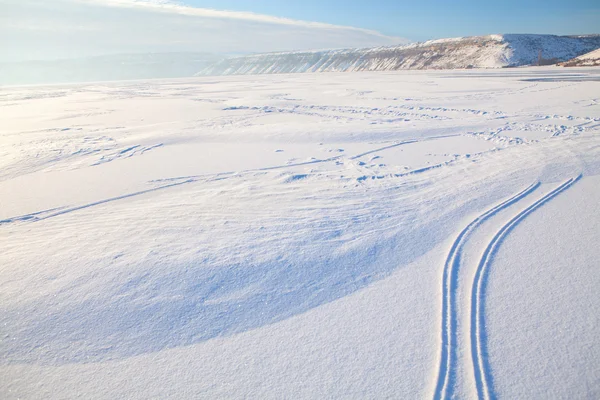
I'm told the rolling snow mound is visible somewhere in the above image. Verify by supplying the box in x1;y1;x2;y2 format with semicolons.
197;34;600;76
559;48;600;67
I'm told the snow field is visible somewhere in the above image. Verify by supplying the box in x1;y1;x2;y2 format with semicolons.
1;68;599;399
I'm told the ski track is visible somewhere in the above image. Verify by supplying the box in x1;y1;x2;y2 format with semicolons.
470;175;582;400
1;72;599;398
433;182;540;400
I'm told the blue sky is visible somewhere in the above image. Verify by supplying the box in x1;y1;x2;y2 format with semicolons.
186;0;600;40
1;0;599;62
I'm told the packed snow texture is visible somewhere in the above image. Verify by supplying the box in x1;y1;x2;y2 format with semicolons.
197;34;600;76
1;67;599;399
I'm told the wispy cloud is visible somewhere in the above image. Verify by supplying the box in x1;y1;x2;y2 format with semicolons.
82;0;391;33
1;0;408;62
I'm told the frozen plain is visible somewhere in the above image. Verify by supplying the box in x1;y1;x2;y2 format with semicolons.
1;67;599;399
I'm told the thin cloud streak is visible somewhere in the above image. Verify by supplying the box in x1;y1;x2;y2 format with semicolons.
80;0;397;36
0;0;408;62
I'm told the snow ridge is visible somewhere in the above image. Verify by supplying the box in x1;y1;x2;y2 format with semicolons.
559;48;600;67
197;34;600;76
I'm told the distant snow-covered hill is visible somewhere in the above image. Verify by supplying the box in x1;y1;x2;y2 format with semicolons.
197;34;600;76
559;48;600;67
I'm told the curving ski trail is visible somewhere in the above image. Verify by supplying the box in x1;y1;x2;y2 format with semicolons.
470;175;582;400
433;182;539;400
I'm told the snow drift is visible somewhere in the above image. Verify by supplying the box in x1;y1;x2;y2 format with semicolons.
197;34;600;76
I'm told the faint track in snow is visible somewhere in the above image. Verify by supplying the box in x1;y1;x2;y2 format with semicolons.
0;206;68;225
350;134;460;160
153;135;459;182
470;175;581;400
0;179;194;225
433;182;539;400
0;136;458;226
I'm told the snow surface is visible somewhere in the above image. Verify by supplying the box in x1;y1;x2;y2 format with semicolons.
1;67;599;399
197;34;600;76
576;48;600;60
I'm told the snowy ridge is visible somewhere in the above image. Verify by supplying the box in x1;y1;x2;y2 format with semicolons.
560;48;600;67
197;34;600;75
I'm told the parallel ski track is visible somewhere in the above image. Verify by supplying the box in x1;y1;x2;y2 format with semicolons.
470;175;581;400
433;182;539;400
